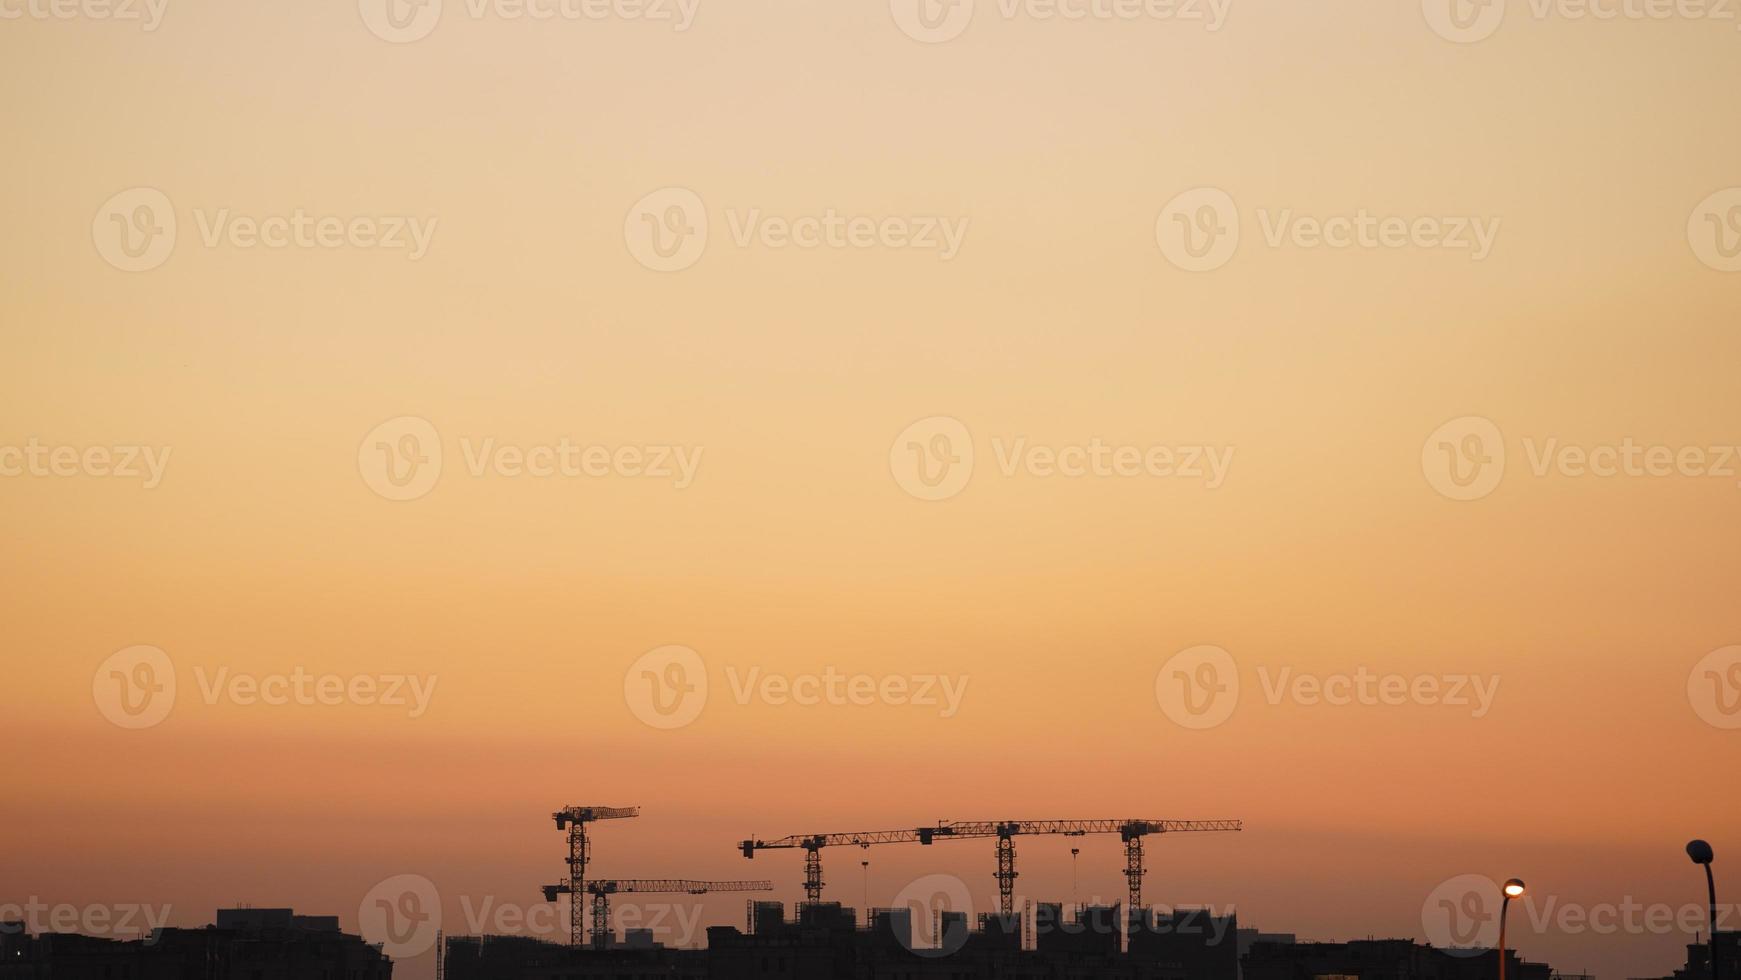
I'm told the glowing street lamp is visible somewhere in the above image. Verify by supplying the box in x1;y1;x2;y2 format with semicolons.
1498;878;1526;980
1687;840;1719;980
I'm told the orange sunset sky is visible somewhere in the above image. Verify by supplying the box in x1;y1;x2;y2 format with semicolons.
2;1;1740;978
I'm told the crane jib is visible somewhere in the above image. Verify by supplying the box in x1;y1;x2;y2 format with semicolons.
737;818;1242;914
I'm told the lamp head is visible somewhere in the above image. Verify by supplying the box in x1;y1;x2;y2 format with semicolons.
1502;879;1527;899
1687;840;1715;865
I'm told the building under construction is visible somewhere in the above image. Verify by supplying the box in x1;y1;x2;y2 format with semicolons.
497;804;1570;979
444;901;1575;979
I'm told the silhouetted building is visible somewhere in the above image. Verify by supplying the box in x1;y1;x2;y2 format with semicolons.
435;906;1575;980
438;901;1260;980
1242;937;1551;980
747;901;785;937
0;908;390;979
1640;931;1741;980
1129;907;1239;978
1035;902;1118;956
1236;927;1297;958
444;933;705;979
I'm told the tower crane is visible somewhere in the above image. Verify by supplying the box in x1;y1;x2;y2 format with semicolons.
739;829;930;908
541;879;771;949
543;804;640;946
740;818;1241;917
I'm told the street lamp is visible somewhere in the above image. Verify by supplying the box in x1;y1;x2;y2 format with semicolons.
1498;878;1526;980
1688;840;1719;980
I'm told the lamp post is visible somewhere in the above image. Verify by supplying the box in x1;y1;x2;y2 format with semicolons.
1688;840;1718;980
1498;878;1526;980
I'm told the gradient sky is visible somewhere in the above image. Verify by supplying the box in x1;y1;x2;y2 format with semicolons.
3;1;1739;978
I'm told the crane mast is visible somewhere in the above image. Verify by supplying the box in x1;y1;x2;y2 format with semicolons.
541;804;641;947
